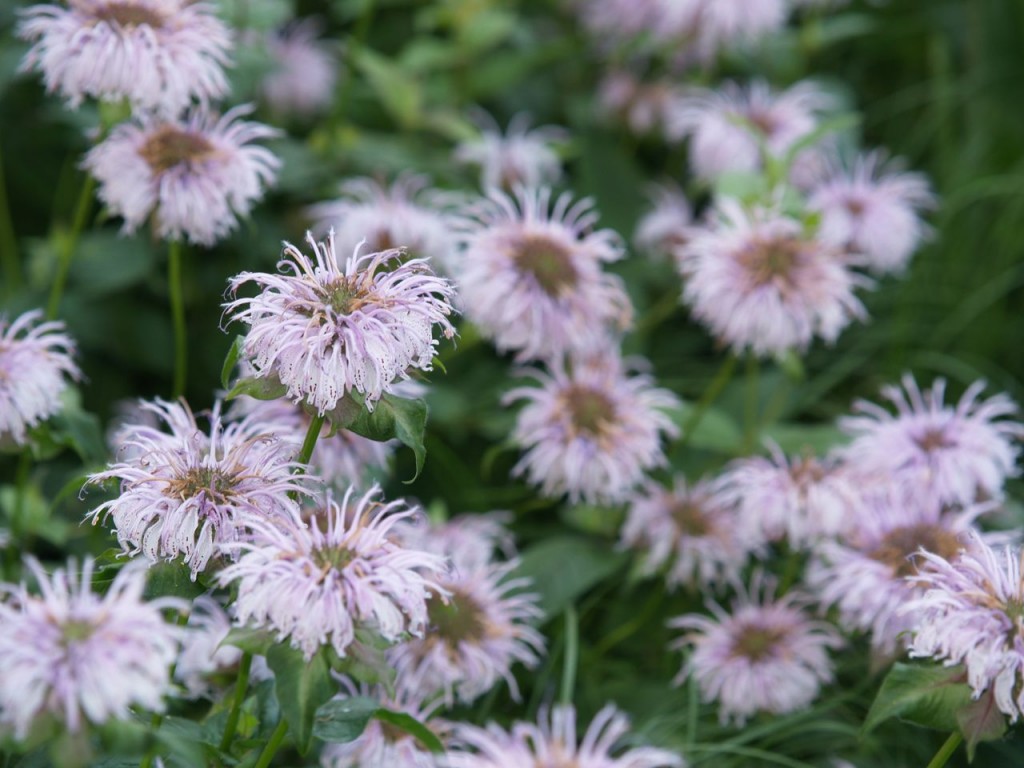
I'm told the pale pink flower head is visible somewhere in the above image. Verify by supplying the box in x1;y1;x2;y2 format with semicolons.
87;398;309;578
839;375;1023;507
261;18;338;117
446;703;683;768
574;0;667;50
218;485;449;660
306;174;456;270
0;558;185;740
808;152;936;274
670;80;832;184
598;71;690;141
657;0;788;63
670;574;840;726
454;186;632;362
0;309;80;447
620;475;756;591
83;105;280;246
807;487;993;656
394;511;517;574
504;354;679;505
679;200;869;357
173;594;247;700
715;444;861;547
905;534;1024;722
225;231;456;416
17;0;231;115
455;111;565;191
634;183;695;261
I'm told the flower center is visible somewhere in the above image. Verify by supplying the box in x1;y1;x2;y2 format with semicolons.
913;426;955;453
844;197;867;217
323;278;376;315
427;588;486;646
563;385;615;437
730;622;788;662
93;1;167;28
737;236;804;290
869;523;962;579
746;108;779;138
311;545;356;574
59;618;97;646
139;126;217;174
513;235;578;297
790;456;826;486
671;499;710;536
166;466;236;505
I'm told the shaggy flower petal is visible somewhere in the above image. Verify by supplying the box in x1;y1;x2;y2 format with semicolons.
225;231;456;415
17;0;231;115
0;309;80;446
454;111;566;191
394;511;517;575
83;105;280;246
0;558;185;739
634;182;695;260
218;485;449;660
174;595;243;699
261;18;338;117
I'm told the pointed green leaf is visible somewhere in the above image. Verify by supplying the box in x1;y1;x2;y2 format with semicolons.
863;663;971;735
221;336;244;390
346;394;427;482
266;644;336;755
373;709;444;754
313;697;378;743
956;689;1007;761
225;375;288;402
220;626;277;656
142;561;205;602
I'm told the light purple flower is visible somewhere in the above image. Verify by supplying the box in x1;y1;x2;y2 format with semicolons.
657;0;788;62
394;511;517;575
839;374;1023;507
261;18;338;117
218;485;449;660
715;445;861;547
679;200;868;357
808;152;935;274
597;71;690;141
904;534;1024;722
0;309;80;446
454;111;565;191
504;354;679;505
17;0;231;115
634;183;695;260
454;186;632;362
807;488;992;656
620;475;755;591
87;398;308;578
306;174;456;271
174;594;243;699
225;231;456;416
670;575;840;725
0;558;185;740
83;105;280;246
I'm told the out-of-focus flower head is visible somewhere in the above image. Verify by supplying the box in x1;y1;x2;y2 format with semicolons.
0;558;185;740
634;182;695;261
394;511;517;574
225;230;456;416
661;0;788;63
17;0;231;115
679;199;869;357
504;353;679;505
218;485;449;660
839;374;1023;508
670;573;840;725
0;309;80;447
84;105;280;246
88;398;309;578
598;72;691;141
455;111;566;192
261;17;338;117
174;594;243;699
454;186;632;363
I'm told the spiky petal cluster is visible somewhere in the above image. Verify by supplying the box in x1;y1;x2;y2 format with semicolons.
226;231;456;415
839;375;1022;507
0;558;184;740
174;595;243;699
634;183;695;260
88;399;308;578
808;152;935;274
306;175;456;270
670;575;840;725
620;476;756;591
17;0;231;115
505;355;679;505
218;485;449;660
0;309;80;446
261;19;338;117
659;0;788;63
454;187;632;362
83;105;280;246
679;201;868;357
905;535;1024;722
394;512;517;575
598;71;689;141
454;111;565;191
447;704;683;768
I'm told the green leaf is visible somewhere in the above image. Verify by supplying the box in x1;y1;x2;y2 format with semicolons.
143;561;205;602
761;422;847;455
956;689;1008;761
373;709;445;754
514;536;628;620
346;394;428;482
225;374;288;402
863;663;971;735
220;626;277;656
155;716;213;767
312;697;378;743
673;402;742;453
221;335;244;390
353;49;422;129
266;644;336;755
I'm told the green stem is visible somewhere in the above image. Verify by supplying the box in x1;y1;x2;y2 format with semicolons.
168;239;187;399
743;355;761;453
680;355;738;447
296;412;326;469
685;670;699;748
5;451;32;578
253;718;288;768
0;136;20;294
925;732;963;768
559;604;578;707
46;174;95;320
220;652;253;753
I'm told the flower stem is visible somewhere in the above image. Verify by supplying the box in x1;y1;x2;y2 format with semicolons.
220;652;253;753
46;174;95;320
253;718;288;768
168;239;187;399
742;354;761;453
296;412;326;470
680;354;738;447
4;451;32;579
559;604;578;707
925;732;963;768
0;135;21;295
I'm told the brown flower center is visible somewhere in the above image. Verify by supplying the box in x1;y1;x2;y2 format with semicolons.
736;236;804;290
563;385;615;437
59;618;97;646
139;126;217;174
427;588;486;647
513;235;578;297
913;426;955;453
869;523;962;578
311;545;355;574
730;623;788;662
790;456;826;486
671;499;710;536
747;108;780;138
165;466;236;506
93;1;166;28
